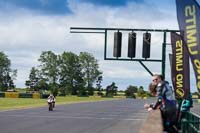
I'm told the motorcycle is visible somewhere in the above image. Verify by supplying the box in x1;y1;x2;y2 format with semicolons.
47;99;54;111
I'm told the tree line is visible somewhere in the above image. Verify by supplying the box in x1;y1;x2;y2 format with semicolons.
0;51;101;95
0;51;152;97
25;51;103;96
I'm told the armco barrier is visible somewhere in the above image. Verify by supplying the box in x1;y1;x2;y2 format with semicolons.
0;92;5;97
33;93;40;99
139;109;163;133
5;92;19;98
0;92;49;99
40;94;49;99
19;93;32;98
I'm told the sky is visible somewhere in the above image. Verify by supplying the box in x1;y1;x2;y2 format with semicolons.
0;0;199;92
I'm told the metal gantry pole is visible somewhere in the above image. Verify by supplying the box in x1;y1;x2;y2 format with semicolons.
104;30;107;60
70;27;180;77
162;31;167;79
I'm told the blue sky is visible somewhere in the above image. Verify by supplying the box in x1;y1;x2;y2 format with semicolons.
0;0;174;15
0;0;71;14
0;0;199;92
1;0;144;14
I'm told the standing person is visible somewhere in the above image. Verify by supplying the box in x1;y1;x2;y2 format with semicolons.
145;74;177;133
179;93;193;122
180;93;193;112
148;82;157;96
144;83;158;110
144;83;158;111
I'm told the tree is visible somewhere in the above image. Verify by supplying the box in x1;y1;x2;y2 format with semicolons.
59;52;84;95
125;85;137;98
25;67;49;92
96;76;103;96
37;79;49;92
38;51;59;84
137;86;149;98
0;52;17;91
106;82;118;96
79;52;102;95
25;67;40;91
49;82;59;97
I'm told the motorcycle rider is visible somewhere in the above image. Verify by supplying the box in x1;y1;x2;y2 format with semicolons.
47;94;56;110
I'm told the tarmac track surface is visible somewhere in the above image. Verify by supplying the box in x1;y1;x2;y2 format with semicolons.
0;99;149;133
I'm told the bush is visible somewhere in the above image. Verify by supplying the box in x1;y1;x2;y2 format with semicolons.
78;91;88;97
97;92;104;96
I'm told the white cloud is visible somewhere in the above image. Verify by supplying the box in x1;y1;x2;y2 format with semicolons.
102;65;149;79
1;0;195;91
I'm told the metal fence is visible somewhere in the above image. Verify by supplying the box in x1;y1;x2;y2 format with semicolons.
181;112;200;133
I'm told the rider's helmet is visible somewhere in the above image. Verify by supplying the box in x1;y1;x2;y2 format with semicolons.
49;94;54;99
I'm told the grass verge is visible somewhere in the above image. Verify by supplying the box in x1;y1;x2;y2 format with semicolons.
0;96;120;111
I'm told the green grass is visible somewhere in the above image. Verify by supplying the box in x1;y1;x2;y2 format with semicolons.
0;98;46;111
0;96;119;111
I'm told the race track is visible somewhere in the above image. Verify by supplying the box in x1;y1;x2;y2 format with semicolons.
0;99;149;133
